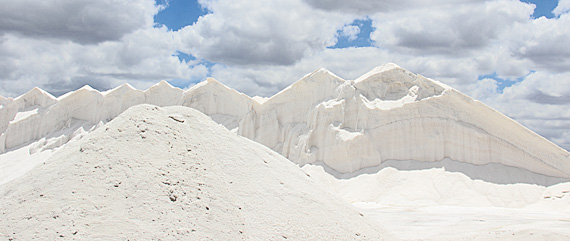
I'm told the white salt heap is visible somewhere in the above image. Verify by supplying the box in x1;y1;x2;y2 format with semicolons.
1;64;568;183
245;64;570;177
0;105;389;240
1;63;570;240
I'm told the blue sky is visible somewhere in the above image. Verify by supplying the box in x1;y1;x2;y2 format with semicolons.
154;0;206;30
522;0;559;18
478;71;533;94
329;19;374;49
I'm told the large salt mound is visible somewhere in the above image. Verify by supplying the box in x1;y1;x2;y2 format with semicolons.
244;64;570;177
0;104;389;240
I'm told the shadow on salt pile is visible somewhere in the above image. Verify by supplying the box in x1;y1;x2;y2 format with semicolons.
311;158;570;186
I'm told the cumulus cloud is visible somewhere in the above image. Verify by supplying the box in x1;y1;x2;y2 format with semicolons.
0;0;159;44
0;27;207;97
303;0;486;14
369;1;533;55
178;0;355;66
478;71;570;150
505;72;570;106
206;47;484;98
470;78;498;100
340;25;360;41
553;0;570;16
510;14;570;72
204;47;396;97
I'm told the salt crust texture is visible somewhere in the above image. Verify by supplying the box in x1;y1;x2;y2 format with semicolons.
0;105;390;240
1;63;569;179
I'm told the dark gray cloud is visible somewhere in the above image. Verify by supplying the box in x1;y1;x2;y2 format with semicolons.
513;19;570;73
525;90;570;105
189;32;314;66
389;28;487;56
303;0;485;14
42;76;116;97
0;27;205;98
0;0;157;44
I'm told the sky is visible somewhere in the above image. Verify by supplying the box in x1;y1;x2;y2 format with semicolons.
0;0;569;150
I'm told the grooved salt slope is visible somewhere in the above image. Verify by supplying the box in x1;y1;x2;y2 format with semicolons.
241;64;570;177
0;105;389;240
1;63;569;180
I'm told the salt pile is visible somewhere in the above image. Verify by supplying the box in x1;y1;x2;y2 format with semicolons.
1;64;568;184
2;63;570;240
0;105;389;240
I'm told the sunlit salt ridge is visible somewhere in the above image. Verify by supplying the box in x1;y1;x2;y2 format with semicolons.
1;63;569;185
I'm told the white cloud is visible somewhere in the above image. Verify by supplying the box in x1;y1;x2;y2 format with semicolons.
553;0;570;16
369;0;533;55
0;27;206;96
181;0;536;97
206;47;483;98
205;47;394;97
340;25;360;41
178;0;355;65
0;0;159;44
477;71;570;150
471;78;498;100
509;14;570;72
303;0;486;14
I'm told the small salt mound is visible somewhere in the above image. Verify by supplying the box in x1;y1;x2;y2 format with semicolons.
0;104;390;240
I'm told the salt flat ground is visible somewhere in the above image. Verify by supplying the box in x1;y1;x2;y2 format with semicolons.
303;163;570;240
357;203;570;240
